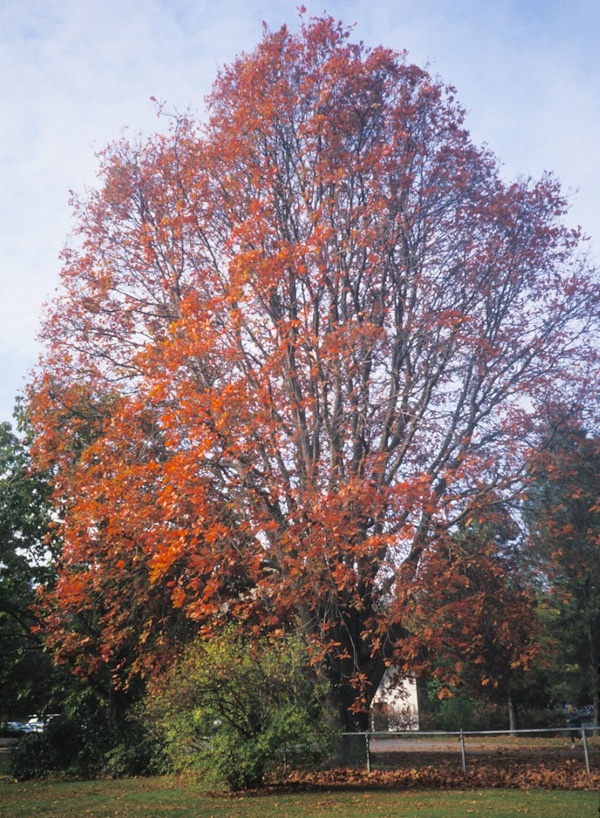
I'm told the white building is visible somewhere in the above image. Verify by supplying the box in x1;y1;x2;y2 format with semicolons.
370;669;420;731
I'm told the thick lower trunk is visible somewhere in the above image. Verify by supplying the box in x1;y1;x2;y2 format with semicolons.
300;599;408;732
325;638;387;732
335;693;371;732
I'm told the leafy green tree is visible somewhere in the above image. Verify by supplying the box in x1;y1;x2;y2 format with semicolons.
0;404;162;777
525;423;600;725
143;629;333;789
0;408;58;720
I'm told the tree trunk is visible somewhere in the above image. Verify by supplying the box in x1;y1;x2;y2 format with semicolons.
328;667;382;732
508;693;519;736
324;632;387;732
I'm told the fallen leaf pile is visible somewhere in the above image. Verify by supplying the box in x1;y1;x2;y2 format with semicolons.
279;763;599;791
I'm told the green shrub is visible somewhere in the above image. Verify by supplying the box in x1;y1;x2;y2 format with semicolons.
424;693;565;733
435;697;478;732
11;688;162;780
11;717;99;779
143;629;333;790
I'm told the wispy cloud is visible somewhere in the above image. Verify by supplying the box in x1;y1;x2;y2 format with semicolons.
0;0;598;422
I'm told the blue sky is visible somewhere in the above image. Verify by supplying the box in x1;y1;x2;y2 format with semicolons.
1;0;599;425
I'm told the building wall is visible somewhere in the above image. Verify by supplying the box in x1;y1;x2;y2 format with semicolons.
370;668;420;731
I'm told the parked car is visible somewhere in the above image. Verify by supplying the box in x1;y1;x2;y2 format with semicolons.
3;714;61;736
21;714;61;734
5;721;27;736
22;717;45;733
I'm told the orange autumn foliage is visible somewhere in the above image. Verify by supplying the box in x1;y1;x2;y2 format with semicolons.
28;16;599;727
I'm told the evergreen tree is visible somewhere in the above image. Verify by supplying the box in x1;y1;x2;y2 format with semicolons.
525;423;600;725
0;405;58;720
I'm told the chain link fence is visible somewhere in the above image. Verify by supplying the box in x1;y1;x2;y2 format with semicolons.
334;727;599;775
2;726;597;780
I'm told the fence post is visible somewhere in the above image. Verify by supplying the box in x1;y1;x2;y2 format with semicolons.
581;727;590;774
365;731;371;773
459;730;467;774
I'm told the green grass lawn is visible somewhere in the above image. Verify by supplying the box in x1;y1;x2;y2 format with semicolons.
0;777;598;818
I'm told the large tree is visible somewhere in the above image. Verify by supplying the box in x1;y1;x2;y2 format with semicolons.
0;410;57;719
525;422;600;726
29;17;599;728
403;503;541;733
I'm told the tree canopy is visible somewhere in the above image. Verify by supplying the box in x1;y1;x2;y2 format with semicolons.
29;16;599;728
